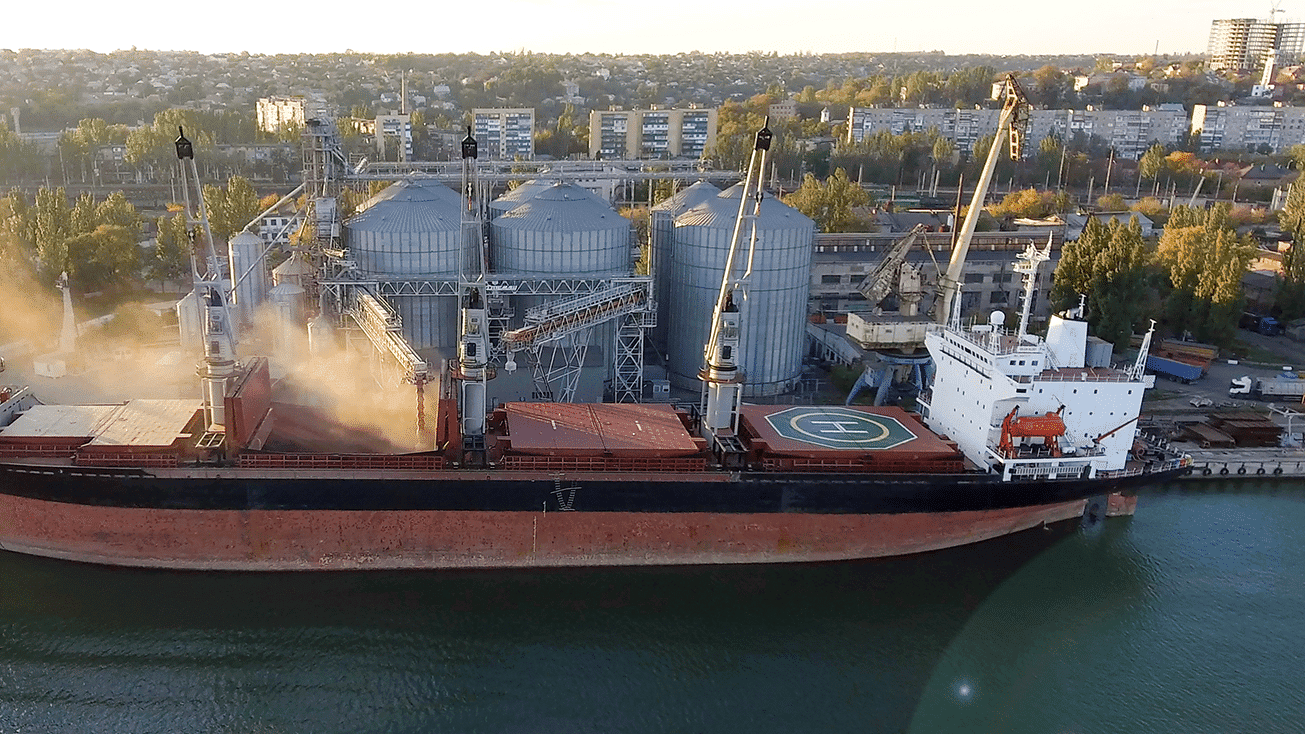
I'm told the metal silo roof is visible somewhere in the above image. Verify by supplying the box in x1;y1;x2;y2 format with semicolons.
651;180;720;215
675;183;815;231
347;180;461;233
489;179;554;216
494;183;625;233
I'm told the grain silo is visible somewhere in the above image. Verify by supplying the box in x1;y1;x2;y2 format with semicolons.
667;184;814;397
649;181;720;354
488;179;554;220
343;180;462;352
227;230;268;327
489;182;631;277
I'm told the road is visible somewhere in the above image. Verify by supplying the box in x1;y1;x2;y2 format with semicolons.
1144;329;1305;440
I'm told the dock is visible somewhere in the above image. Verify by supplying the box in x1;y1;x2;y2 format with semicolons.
1180;448;1305;479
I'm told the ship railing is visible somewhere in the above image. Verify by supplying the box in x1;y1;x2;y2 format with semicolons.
496;454;707;473
238;453;445;471
75;453;180;468
1097;456;1192;479
1024;372;1133;383
992;444;1105;460
760;456;964;473
0;444;77;459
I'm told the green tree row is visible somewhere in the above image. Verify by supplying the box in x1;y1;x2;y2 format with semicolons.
1051;204;1255;350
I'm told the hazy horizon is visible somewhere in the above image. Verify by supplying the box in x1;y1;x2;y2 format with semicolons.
4;0;1280;59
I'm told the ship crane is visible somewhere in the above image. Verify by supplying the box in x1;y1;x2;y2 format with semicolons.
175;127;238;437
700;119;772;450
453;128;494;455
935;74;1031;326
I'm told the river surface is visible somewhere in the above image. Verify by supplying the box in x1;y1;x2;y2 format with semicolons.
0;482;1302;733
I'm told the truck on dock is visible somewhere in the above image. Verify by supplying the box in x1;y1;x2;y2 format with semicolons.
1147;354;1204;383
1229;374;1305;400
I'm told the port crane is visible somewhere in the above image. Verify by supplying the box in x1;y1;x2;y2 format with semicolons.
935;74;1031;326
842;224;935;405
855;224;930;312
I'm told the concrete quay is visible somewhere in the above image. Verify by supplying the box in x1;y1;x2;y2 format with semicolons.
1180;448;1305;480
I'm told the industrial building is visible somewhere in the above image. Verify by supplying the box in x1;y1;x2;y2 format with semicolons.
808;231;1062;322
588;108;717;159
473;108;536;159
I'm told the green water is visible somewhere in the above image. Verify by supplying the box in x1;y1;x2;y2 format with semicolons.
0;483;1301;733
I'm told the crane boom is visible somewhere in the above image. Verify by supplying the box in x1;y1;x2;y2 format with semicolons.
935;74;1030;325
700;119;772;440
855;223;929;307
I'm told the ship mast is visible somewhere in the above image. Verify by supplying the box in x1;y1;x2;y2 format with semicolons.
700;119;771;443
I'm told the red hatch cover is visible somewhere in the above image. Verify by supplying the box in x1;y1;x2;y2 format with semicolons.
504;403;699;457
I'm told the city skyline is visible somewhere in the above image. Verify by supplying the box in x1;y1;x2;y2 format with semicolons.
2;0;1292;59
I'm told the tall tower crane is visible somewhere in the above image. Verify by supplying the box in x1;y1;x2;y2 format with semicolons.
935;74;1031;326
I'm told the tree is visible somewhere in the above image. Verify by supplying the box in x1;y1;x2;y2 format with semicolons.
1050;215;1151;350
149;213;193;285
1156;204;1256;344
1277;173;1305;318
1088;218;1150;348
202;175;261;244
1051;215;1109;313
781;168;871;233
1139;143;1166;183
990;188;1055;220
64;224;139;293
95;191;142;232
30;187;73;282
1096;193;1127;211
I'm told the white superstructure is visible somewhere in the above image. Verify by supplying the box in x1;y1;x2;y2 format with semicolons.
918;244;1155;481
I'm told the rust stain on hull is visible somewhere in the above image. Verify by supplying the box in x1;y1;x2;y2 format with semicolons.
0;493;1089;571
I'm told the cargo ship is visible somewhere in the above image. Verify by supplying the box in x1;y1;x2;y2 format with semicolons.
0;303;1188;571
0;117;1189;571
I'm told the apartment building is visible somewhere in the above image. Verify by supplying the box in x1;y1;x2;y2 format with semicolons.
588;108;717;159
472;108;535;159
846;106;1187;160
375;113;413;161
846;107;998;154
1064;106;1189;160
257;96;305;134
1208;17;1305;72
1191;103;1305;153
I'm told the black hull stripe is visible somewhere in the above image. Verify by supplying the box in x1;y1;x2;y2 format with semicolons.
0;463;1187;514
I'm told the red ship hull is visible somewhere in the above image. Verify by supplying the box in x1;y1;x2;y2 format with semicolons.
0;492;1091;571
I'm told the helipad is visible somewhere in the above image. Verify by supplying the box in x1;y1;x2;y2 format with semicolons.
763;406;918;450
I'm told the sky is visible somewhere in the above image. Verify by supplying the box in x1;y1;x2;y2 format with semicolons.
0;1;1292;58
